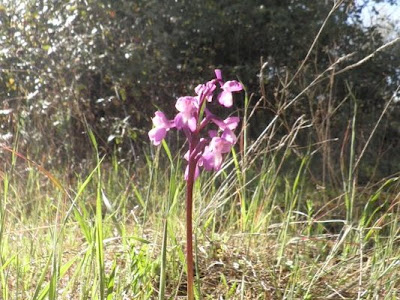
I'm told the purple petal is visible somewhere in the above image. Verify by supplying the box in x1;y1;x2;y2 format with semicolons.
148;127;167;146
222;80;243;92
201;150;215;171
224;116;240;130
195;81;216;100
212;153;223;171
215;69;222;81
152;111;170;128
175;96;197;112
184;150;190;161
201;138;232;171
210;116;239;130
188;116;197;132
218;90;233;107
184;165;189;180
221;129;237;145
210;118;225;130
194;84;203;95
214;137;233;153
174;113;184;129
194;165;200;179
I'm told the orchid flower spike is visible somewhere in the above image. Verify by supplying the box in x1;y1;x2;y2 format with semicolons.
148;69;243;180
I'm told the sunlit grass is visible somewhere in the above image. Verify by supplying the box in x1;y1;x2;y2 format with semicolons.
1;115;399;299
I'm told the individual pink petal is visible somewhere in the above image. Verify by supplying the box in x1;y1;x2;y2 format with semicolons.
222;80;243;92
195;81;216;101
211;117;231;130
215;69;222;81
174;113;184;129
218;90;233;107
188;116;197;132
210;118;224;130
152;111;172;128
212;153;223;171
176;96;198;112
184;150;190;161
184;165;189;180
215;155;224;170
201;149;215;171
212;137;232;153
174;113;197;132
194;164;200;179
175;96;198;131
194;84;203;95
148;127;167;146
202;147;223;171
223;116;240;130
221;129;237;145
149;111;175;145
201;137;231;171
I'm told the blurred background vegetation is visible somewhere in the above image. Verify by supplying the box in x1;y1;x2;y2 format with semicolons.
1;0;399;185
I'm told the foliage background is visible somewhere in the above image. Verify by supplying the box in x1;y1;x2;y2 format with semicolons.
1;0;399;183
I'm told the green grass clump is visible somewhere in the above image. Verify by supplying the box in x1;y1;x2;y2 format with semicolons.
1;111;400;300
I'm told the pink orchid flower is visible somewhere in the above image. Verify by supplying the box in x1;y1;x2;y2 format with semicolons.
195;80;216;102
174;96;199;132
218;81;243;107
149;69;242;177
211;116;240;131
214;69;243;107
148;111;175;145
201;136;234;171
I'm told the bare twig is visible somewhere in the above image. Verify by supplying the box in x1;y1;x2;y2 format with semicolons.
335;37;400;76
283;37;399;111
285;0;345;89
352;84;400;175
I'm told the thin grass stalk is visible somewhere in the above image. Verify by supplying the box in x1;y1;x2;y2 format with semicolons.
106;260;117;298
143;146;159;225
159;153;176;299
0;175;8;300
49;206;61;300
194;233;202;300
346;91;357;223
158;217;168;300
87;127;105;299
95;174;105;300
239;87;250;231
32;252;53;300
